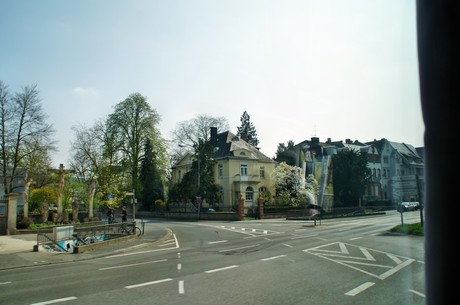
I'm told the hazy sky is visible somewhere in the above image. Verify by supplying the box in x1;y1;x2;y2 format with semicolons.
0;0;423;166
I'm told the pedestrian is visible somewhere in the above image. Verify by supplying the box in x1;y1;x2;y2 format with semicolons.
106;208;114;224
121;206;127;222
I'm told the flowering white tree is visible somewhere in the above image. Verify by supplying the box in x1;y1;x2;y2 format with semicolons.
271;162;306;205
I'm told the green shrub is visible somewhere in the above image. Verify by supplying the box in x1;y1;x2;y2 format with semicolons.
154;199;165;211
390;222;424;235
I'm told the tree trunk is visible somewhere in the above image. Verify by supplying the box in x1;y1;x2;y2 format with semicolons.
87;179;96;218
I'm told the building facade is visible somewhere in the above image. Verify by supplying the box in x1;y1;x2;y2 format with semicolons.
171;127;277;212
276;136;424;208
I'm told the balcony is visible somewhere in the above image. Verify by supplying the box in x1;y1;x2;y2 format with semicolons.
232;174;261;183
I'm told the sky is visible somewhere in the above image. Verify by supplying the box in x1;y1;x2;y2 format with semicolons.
0;0;423;167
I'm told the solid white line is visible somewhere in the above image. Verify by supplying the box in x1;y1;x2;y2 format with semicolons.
99;259;167;270
125;278;173;289
290;234;319;240
219;244;259;253
178;280;185;294
30;296;78;305
205;265;239;273
0;281;12;285
345;282;375;296
208;240;228;244
106;247;175;258
409;289;425;298
282;243;293;248
260;255;286;261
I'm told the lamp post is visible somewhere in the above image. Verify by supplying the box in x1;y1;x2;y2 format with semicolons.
197;159;201;220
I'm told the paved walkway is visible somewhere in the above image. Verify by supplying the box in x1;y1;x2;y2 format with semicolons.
0;228;171;271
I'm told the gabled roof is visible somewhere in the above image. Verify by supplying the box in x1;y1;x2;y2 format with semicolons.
389;141;423;165
170;152;194;169
212;131;275;163
367;138;423;164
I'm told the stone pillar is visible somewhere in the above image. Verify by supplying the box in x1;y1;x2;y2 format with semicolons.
258;198;264;219
7;193;19;235
238;194;245;220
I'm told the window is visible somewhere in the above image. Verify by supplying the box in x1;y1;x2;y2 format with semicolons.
218;164;223;178
240;164;248;176
260;166;265;178
245;186;254;202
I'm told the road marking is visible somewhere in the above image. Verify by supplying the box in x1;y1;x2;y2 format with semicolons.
106;245;178;258
282;243;293;248
178;280;185;294
205;265;239;273
125;278;173;289
208;240;228;244
304;242;415;279
409;289;425;298
99;259;167;270
345;282;375;296
260;255;286;261
290;233;319;240
30;296;78;304
219;244;260;253
177;263;182;271
0;281;11;285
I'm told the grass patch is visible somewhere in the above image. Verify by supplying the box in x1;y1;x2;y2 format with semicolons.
389;222;424;236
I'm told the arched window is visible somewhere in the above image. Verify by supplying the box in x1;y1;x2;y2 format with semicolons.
245;186;254;202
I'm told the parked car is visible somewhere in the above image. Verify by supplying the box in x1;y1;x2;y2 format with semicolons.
397;201;420;212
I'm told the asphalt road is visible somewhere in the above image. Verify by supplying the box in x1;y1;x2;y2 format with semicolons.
0;211;424;305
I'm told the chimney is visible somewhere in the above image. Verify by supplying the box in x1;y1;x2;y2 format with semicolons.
210;127;218;146
311;137;319;143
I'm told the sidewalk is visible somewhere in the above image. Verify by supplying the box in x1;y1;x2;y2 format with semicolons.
0;227;172;271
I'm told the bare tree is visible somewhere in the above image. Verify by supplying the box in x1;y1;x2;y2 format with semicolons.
169;114;230;164
0;81;55;196
69;122;105;219
19;138;53;219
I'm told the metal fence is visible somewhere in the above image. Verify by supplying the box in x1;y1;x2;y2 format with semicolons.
35;221;139;252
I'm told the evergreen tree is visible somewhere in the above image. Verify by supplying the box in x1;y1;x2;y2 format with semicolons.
236;111;259;147
140;138;164;210
194;139;220;205
332;148;371;206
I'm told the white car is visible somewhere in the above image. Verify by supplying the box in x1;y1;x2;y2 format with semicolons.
399;201;420;212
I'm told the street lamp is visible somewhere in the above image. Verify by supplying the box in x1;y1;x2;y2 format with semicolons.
196;158;201;220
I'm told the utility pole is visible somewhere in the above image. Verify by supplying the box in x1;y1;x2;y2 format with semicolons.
197;159;201;220
132;189;136;221
416;174;424;227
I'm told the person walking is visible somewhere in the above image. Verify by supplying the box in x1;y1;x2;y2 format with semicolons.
121;206;127;223
106;208;114;224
